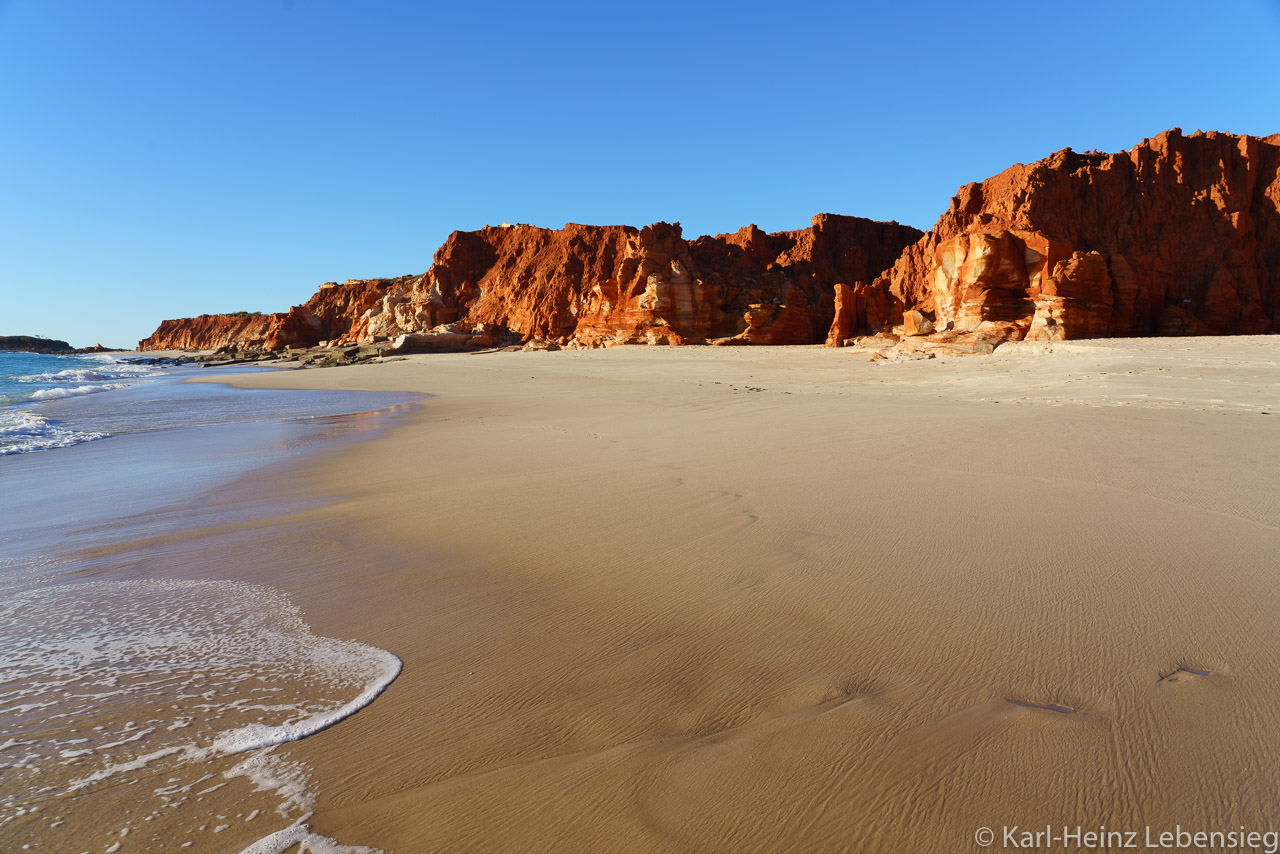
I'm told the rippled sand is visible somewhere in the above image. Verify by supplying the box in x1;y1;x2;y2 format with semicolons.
156;337;1280;850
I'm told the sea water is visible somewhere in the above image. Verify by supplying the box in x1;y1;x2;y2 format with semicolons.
0;351;162;455
0;354;420;852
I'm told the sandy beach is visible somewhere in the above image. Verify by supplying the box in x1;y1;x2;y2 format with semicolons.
88;338;1280;852
8;2;1278;850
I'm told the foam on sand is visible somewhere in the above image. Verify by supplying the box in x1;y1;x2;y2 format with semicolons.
237;821;381;854
0;578;399;851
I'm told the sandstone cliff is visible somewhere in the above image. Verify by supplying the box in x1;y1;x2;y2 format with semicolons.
138;216;921;351
138;129;1280;354
137;280;408;352
549;216;918;346
881;129;1280;342
138;313;275;351
263;278;402;350
346;215;919;349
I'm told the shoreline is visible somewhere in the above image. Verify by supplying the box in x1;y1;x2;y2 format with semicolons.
0;371;429;854
153;337;1280;851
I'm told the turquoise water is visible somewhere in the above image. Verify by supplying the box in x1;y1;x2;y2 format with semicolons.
0;351;163;454
0;351;156;406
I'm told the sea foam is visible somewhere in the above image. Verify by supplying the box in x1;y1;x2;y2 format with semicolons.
237;821;381;854
0;353;162;454
28;381;130;400
18;368;118;383
16;366;157;383
0;410;106;455
0;578;399;850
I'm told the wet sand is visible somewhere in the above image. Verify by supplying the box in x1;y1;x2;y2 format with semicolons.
117;338;1280;850
0;379;419;854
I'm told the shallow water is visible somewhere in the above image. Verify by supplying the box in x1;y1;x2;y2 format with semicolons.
0;370;421;853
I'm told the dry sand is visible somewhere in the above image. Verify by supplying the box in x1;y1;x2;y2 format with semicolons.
160;337;1280;851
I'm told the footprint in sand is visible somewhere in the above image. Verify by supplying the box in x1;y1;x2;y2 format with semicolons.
1005;698;1076;714
823;676;879;705
1158;666;1212;686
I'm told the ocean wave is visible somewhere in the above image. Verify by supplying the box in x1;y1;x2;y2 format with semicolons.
0;410;107;455
86;357;162;377
28;382;129;401
20;366;158;383
19;369;118;383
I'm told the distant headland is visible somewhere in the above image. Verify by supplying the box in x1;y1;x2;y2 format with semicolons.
0;336;121;355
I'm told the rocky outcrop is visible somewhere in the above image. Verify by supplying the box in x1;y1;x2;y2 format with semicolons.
137;281;402;352
139;129;1280;355
138;313;275;351
570;216;920;346
902;310;933;337
141;216;920;352
824;284;854;347
881;129;1280;341
365;223;637;345
339;217;921;350
262;278;399;350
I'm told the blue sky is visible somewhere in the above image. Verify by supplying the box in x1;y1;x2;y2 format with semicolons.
2;0;1278;347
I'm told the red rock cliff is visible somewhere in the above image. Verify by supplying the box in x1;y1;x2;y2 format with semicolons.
137;280;403;352
350;215;921;348
262;278;401;350
141;129;1280;354
137;313;275;351
881;129;1280;341
140;215;920;351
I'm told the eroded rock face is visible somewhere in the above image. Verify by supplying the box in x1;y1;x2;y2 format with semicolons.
262;278;398;350
272;216;917;352
882;129;1280;340
902;310;934;337
141;129;1280;355
824;283;855;347
436;223;636;343
138;314;275;351
137;281;402;352
140;215;918;352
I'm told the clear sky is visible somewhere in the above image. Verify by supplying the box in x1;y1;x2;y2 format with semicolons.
2;0;1278;347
